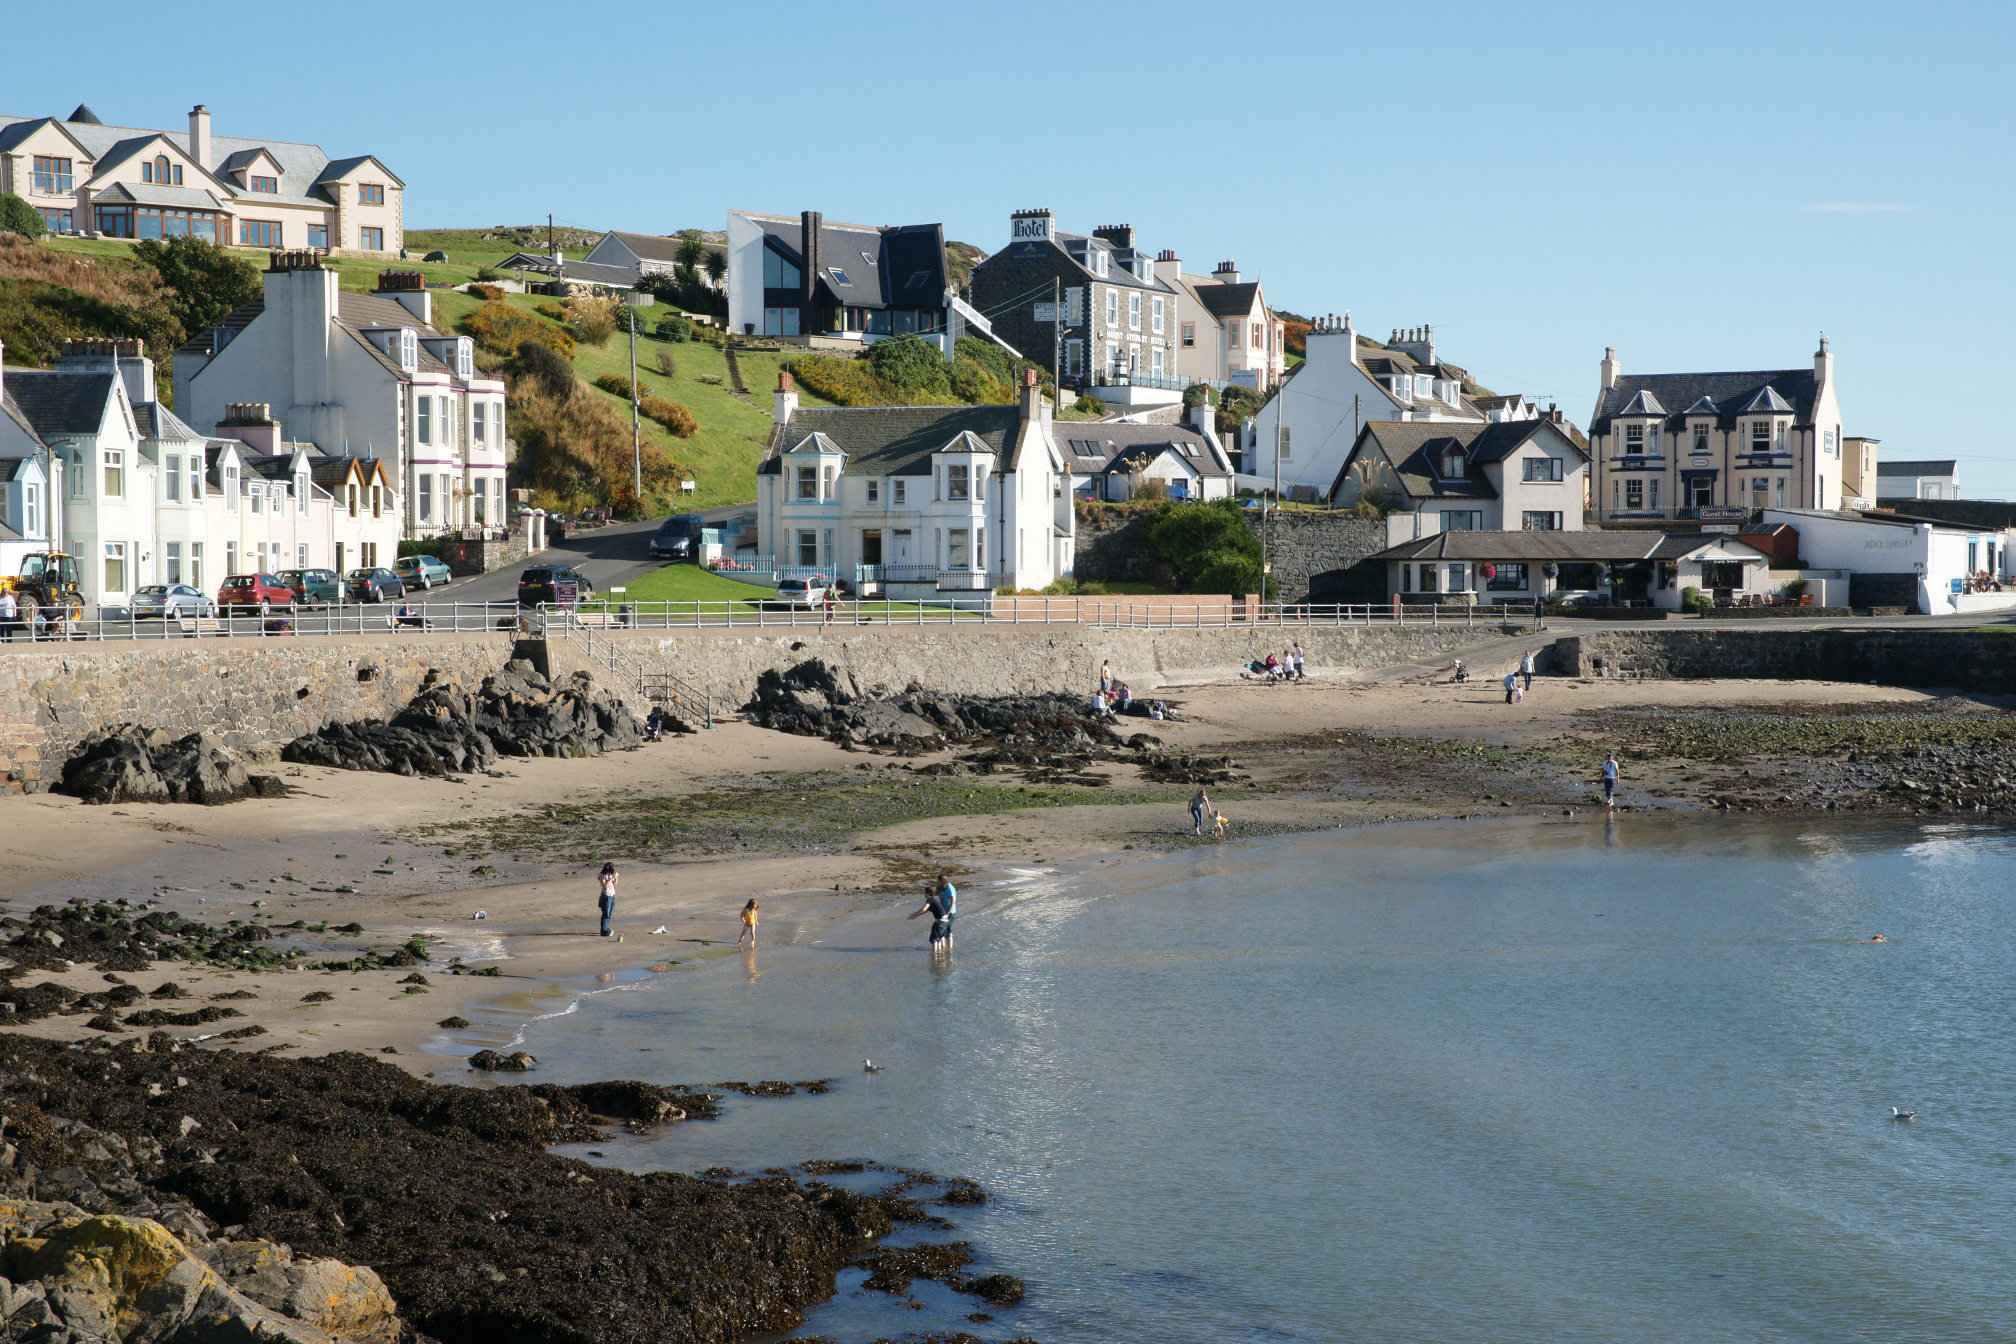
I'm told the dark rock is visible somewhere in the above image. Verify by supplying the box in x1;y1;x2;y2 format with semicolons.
57;725;279;806
467;1049;536;1072
435;1016;470;1029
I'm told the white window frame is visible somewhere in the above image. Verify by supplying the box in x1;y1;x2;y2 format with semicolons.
893;479;906;505
416;395;433;446
224;464;239;513
418;474;434;522
473;401;487;444
164;542;182;584
796;464;819;500
102;448;124;499
103;541;127;594
1104;288;1118;326
1152;296;1164;334
1181;322;1195;348
165;454;182;501
1129;292;1141;331
866;479;879;503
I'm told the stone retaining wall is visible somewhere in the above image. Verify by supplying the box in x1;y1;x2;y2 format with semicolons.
1561;629;2016;693
1073;504;1389;604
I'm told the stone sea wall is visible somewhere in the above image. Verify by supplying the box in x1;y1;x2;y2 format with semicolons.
1562;629;2016;693
1073;504;1389;604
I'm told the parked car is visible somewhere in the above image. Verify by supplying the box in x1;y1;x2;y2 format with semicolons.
346;567;406;602
517;564;594;608
130;584;215;619
649;513;707;562
394;555;453;590
216;573;296;615
275;568;341;606
771;577;831;609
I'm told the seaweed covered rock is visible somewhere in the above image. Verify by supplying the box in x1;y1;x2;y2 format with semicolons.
57;725;286;806
283;662;645;777
745;659;1125;757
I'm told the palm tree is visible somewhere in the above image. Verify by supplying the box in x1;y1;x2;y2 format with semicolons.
675;233;706;271
704;249;727;287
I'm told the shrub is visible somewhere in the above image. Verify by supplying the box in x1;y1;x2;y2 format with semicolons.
510;340;576;398
1681;585;1707;613
868;333;951;395
1071;393;1106;416
1782;576;1809;598
564;295;618;345
641;396;697;437
949;356;1012;404
1144;498;1263;597
132;235;260;336
1182;383;1218;409
593;373;651;400
0;194;47;238
655;313;694;343
535;301;566;321
468;282;504;301
615;303;650;335
475;267;503;283
653;348;678;379
461;300;574;359
1131;478;1169;503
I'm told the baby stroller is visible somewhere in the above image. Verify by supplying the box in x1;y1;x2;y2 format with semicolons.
644;707;666;743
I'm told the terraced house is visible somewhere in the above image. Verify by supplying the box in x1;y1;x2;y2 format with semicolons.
176;254;505;541
0;102;402;254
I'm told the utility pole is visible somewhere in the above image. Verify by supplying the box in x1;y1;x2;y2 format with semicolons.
1267;420;1282;601
1052;276;1062;392
547;214;555;258
628;304;642;507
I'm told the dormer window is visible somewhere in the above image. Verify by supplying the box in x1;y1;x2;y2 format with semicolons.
142;155;183;186
397;329;417;372
796;465;819;500
455;337;474;379
249;175;278;194
1089;249;1109;278
1692;425;1710;452
1624;424;1645;453
1441;448;1466;478
1750;421;1773;452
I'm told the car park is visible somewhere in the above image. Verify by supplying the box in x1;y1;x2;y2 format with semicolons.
131;584;215;619
394;555;453;590
275;568;341;606
649;514;707;561
216;573;296;615
517;564;594;608
346;567;406;602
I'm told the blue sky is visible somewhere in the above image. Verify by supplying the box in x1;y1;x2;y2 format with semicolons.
11;0;2014;493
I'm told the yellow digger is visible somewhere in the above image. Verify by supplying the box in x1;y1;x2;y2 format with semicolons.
1;552;85;631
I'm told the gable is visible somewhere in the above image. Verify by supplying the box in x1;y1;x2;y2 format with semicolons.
0;117;96;162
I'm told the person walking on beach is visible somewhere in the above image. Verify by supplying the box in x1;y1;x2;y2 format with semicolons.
737;898;760;948
596;862;619;937
1190;788;1212;836
1291;643;1306;681
1098;659;1113;695
1601;753;1619;808
909;875;957;951
1520;650;1535;692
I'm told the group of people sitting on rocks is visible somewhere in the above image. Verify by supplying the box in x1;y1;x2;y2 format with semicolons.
1091;660;1182;721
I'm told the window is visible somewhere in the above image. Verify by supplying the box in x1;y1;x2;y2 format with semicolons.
798;530;819;566
1104;288;1118;326
104;542;127;594
762;248;802;289
762;308;801;336
298;476;309;516
1692;425;1710;453
371;485;383;519
1152;347;1165;377
893;479;906;505
396;329;416;370
1701;560;1745;589
239;219;282;246
1441;510;1483;531
1152;296;1164;334
1129;293;1142;330
141;156;181;186
1278;425;1291;461
249;175;278;194
1522;457;1563;482
307;223;328;250
1648;478;1660;511
165;454;182;501
189;542;203;591
947;528;970;568
249;482;263;515
102;448;124;499
31;156;73;193
1181;321;1195;349
1254;323;1264;350
472;477;489;524
1624;424;1645;452
1064;339;1083;376
472;402;487;444
1774;476;1787;508
359;183;385;205
297;542;310;568
866;479;879;503
362;541;378;567
795;464;819;500
35;207;73;231
1440;448;1466;479
165;542;182;584
188;457;202;503
358;226;384;251
1487;562;1528;592
1416;562;1439;593
1751;421;1772;452
946;464;970;501
95;205;219;241
24;482;40;538
1228;321;1240;347
346;484;359;518
1647;425;1661;454
418;474;434;522
1750;476;1769;508
1624;479;1644;510
1522;511;1562;531
416;396;433;445
827;267;851;285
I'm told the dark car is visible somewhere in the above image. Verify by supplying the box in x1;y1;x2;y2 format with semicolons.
649;513;707;562
517;564;594;608
346;567;406;602
217;573;296;615
275;567;341;606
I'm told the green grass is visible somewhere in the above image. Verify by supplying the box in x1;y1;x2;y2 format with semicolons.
598;564;774;604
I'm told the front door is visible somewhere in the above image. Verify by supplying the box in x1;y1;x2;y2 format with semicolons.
890;529;912;575
1687;476;1714;508
861;529;883;565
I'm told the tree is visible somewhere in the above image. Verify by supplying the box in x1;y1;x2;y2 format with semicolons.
868;333;951;395
704;250;727;286
130;235;259;335
654;314;694;343
675;233;707;271
1143;499;1264;597
0;193;46;239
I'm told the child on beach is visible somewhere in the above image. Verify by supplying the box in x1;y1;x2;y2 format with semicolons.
597;863;619;938
1213;811;1229;839
737;899;760;948
908;876;957;951
1601;754;1619;807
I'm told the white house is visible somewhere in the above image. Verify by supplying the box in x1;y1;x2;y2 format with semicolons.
1060;406;1234;502
176;252;505;540
1151;255;1287;391
1328;417;1590;541
582;230;725;282
1587;340;1846;520
1875;459;1958;502
1370;530;1774;610
0;354;54;578
0;102;403;254
1760;507;2012;615
756;372;1072;595
1245;315;1521;499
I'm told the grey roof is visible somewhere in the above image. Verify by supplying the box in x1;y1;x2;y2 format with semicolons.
1591;368;1818;435
1875;459;1957;476
92;181;229;210
1;387;47;455
178;286;459;381
1613;388;1667;417
1681;395;1720;415
1372;531;1765;563
68;104;102;125
602;230;726;265
1738;385;1795;414
975;230;1174;295
1191;281;1261;319
1059;423;1230;476
765;405;1021;477
747;213;949;311
1344;419;1583;502
3;369;117;436
0;110;397;213
133;401;207;442
0;515;20;541
558;259;637;288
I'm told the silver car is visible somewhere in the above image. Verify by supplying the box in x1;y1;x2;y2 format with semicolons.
130;583;216;619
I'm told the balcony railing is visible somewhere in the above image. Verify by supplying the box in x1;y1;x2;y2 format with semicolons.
31;174;74;194
1094;370;1189;392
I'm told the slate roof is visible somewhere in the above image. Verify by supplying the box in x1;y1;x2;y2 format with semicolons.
744;212;950;311
1191;281;1261;319
765;405;1021;477
179;288;460;380
1;388;47;455
3;370;116;436
1059;423;1231;476
1875;459;1957;476
91;181;229;210
1344;419;1584;502
1371;531;1765;563
131;403;206;441
601;230;727;267
1591;368;1818;435
69;104;102;125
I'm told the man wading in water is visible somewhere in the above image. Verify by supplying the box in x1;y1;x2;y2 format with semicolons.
909;874;957;953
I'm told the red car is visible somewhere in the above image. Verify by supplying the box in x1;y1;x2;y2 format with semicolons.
216;572;296;615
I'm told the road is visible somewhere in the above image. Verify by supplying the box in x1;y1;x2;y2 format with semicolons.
427;505;752;606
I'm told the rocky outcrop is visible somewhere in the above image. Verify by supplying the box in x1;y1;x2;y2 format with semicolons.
744;658;1125;755
282;661;644;778
56;727;286;806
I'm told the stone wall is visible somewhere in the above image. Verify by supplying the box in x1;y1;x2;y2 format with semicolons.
1561;629;2016;693
424;531;531;577
1073;503;1390;604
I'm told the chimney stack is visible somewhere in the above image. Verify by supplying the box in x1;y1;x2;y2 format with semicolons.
188;104;210;168
1814;333;1832;385
1212;260;1240;284
1600;346;1620;390
218;403;280;454
1018;366;1049;421
800;210;822;321
1009;207;1054;244
1092;224;1135;250
375;270;432;324
774;370;798;425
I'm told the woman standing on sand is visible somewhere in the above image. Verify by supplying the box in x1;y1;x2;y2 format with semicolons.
737;899;760;948
597;862;619;938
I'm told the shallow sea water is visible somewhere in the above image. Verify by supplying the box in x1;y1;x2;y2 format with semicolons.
508;815;2016;1343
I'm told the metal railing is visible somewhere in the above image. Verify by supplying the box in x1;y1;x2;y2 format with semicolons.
0;597;1545;648
538;609;717;727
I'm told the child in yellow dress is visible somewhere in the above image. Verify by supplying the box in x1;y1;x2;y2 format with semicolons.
737;898;760;948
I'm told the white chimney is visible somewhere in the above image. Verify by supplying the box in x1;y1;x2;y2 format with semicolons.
1212;260;1240;284
774;370;798;424
1601;346;1620;390
1019;367;1049;421
1814;333;1832;385
188;104;210;168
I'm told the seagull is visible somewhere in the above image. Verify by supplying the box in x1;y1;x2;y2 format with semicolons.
650;925;669;935
471;910;489;921
1891;1107;1918;1121
863;1060;885;1073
